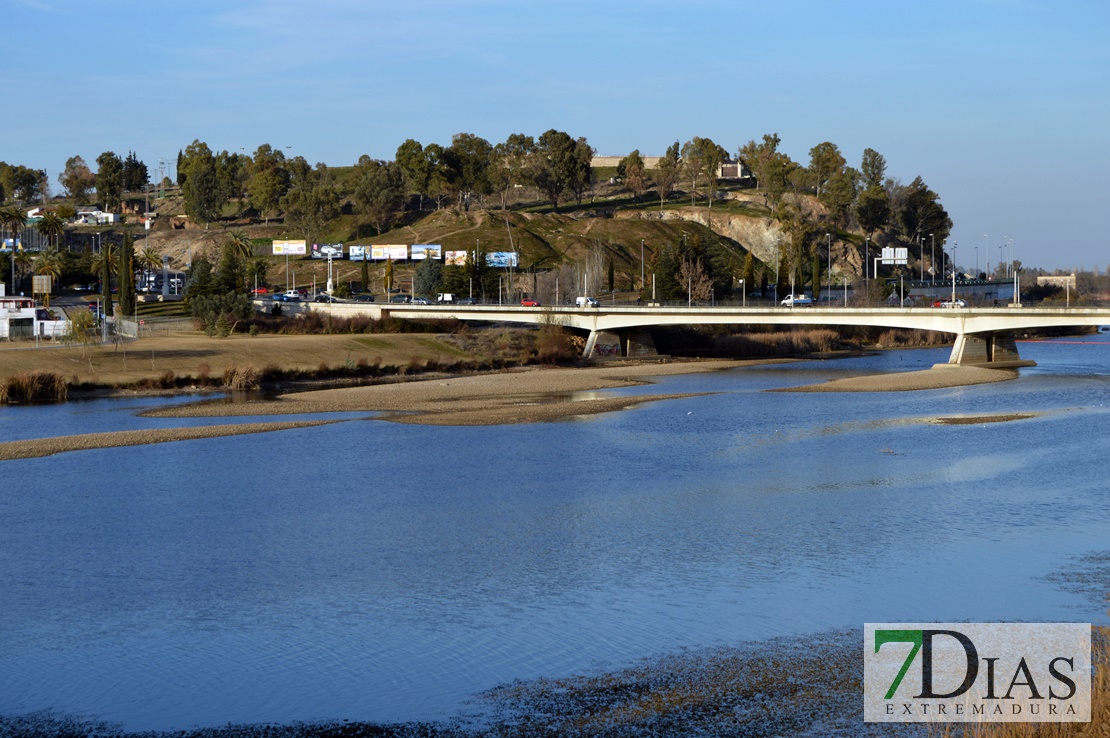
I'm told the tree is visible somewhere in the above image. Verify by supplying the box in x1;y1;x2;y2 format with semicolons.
444;133;493;212
654;141;682;210
281;183;339;244
414;255;442;299
860;148;887;189
738;133;781;199
489;134;535;209
395;139;431;210
856;185;891;239
92;241;116;317
532;129;583;210
179;140;223;225
0;206;25;253
567;137;595;206
0;163;46;203
95;152;125;210
384;257;394;293
122;151;148;192
247;144;290;223
807;142;846;198
681;137;727;207
896;176;953;247
742;250;755;296
820;167;859;227
138;245;161;285
677;256;714;303
36;212;64;250
58;156;96;204
116;232;136;316
352;159;403;236
618;150;648;200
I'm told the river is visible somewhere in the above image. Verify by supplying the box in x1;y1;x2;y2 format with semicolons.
1;337;1108;732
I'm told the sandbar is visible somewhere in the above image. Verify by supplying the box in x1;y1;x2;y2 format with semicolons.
776;365;1018;392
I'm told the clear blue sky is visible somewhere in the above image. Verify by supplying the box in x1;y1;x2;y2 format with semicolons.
3;0;1107;271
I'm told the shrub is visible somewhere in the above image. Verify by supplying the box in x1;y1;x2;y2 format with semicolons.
222;363;260;391
0;371;68;404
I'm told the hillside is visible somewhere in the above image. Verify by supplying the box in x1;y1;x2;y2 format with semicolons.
125;188;881;295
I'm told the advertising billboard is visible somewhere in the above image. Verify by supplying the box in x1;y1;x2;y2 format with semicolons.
372;245;409;260
410;244;442;260
485;252;519;268
311;243;344;259
348;246;366;262
445;251;468;266
272;240;307;256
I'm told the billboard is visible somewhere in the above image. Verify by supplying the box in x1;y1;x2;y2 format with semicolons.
311;243;344;259
445;250;469;266
410;244;442;260
272;239;307;256
348;246;366;262
485;251;519;268
371;245;409;261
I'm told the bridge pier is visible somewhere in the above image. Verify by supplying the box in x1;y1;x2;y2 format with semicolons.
947;332;1035;368
582;329;660;359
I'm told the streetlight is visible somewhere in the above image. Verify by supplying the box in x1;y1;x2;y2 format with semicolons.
864;236;869;300
930;234;935;285
825;233;831;297
951;244;958;304
984;234;989;280
974;245;978;279
640;238;645;297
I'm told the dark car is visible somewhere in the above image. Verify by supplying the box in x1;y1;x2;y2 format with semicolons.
271;293;297;302
353;294;375;302
456;297;479;305
314;293;339;303
389;294;412;304
412;297;430;305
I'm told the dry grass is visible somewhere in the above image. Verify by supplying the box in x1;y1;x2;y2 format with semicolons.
0;331;482;389
0;370;68;404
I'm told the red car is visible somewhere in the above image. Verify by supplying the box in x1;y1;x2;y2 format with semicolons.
520;298;540;307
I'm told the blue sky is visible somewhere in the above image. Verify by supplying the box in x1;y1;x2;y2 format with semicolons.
2;0;1107;271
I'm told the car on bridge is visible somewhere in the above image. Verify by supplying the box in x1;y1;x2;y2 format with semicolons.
521;298;541;307
781;294;813;306
934;299;968;308
576;296;600;308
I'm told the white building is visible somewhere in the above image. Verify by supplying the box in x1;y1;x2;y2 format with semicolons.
0;295;70;339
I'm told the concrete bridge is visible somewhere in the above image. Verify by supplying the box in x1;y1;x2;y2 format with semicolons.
297;302;1110;366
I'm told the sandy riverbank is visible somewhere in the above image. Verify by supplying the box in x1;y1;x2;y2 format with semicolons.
0;359;1024;461
777;364;1018;392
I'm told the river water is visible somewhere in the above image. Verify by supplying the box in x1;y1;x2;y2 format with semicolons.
1;338;1109;732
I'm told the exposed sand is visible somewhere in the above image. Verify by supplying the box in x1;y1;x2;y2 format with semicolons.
0;359;1025;461
144;359;755;425
0;420;340;461
776;364;1018;392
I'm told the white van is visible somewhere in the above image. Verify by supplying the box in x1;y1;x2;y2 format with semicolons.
576;296;599;307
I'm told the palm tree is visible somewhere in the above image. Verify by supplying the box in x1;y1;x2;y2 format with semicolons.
226;230;253;261
138;245;161;289
36;212;65;250
91;242;118;316
0;206;24;246
32;249;63;306
0;207;25;288
13;249;33;293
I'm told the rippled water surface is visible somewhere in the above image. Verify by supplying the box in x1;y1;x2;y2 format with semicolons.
2;338;1109;730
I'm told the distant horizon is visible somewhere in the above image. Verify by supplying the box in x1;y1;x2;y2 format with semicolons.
2;1;1106;271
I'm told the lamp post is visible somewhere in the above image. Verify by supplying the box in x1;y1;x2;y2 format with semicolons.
951;244;958;304
825;233;831;297
984;234;989;280
864;237;869;301
740;278;745;307
974;245;978;280
930;234;935;285
640;238;645;296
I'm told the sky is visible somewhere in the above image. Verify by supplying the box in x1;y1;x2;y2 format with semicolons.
2;0;1107;271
